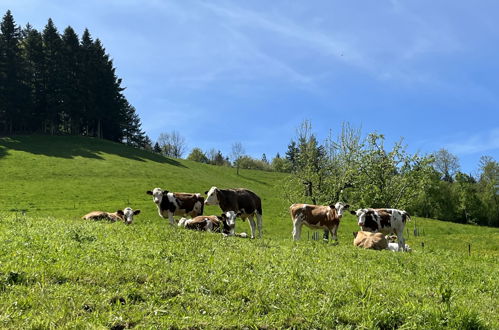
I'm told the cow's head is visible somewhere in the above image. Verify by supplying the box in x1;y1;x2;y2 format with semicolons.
219;210;240;235
333;202;350;216
122;207;140;225
350;208;373;227
147;187;167;205
204;186;220;205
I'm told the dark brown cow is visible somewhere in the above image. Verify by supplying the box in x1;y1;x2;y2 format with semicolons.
147;187;204;225
204;187;263;238
289;202;349;241
353;231;388;250
82;207;141;225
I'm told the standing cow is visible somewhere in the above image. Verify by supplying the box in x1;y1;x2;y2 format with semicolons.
204;187;263;238
350;208;410;251
289;202;349;242
147;187;204;225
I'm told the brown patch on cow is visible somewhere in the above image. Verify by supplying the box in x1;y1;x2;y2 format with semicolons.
353;231;388;250
173;193;205;217
82;211;124;222
290;204;340;230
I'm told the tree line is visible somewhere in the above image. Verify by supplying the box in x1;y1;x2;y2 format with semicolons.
0;10;150;148
170;121;498;227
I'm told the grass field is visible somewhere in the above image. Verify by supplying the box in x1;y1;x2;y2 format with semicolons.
1;135;498;329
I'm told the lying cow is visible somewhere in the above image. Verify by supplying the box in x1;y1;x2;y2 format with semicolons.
147;187;204;225
289;202;349;242
82;207;141;225
204;187;263;239
350;208;410;251
353;231;388;250
178;211;239;235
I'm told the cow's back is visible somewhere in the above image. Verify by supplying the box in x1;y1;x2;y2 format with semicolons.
354;231;388;250
174;193;204;216
220;188;262;215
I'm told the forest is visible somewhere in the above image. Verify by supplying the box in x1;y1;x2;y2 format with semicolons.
0;10;149;148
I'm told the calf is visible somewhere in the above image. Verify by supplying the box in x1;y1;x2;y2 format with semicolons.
351;208;410;251
289;202;349;241
353;231;388;250
82;207;141;225
147;188;204;225
204;187;263;238
178;211;239;235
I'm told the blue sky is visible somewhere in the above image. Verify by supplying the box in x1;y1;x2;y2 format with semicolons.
3;0;499;174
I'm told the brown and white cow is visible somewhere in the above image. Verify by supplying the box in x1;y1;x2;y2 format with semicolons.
147;188;204;225
204;187;263;238
350;208;410;251
353;231;388;250
82;207;141;225
177;211;239;235
289;202;349;241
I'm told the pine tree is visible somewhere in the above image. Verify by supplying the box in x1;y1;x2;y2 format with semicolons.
60;26;81;134
0;10;26;133
42;18;63;134
20;24;45;132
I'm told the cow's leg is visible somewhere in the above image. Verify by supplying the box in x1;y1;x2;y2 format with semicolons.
323;229;329;242
168;211;175;226
292;216;303;240
256;212;263;238
330;224;339;243
248;215;257;239
395;228;405;251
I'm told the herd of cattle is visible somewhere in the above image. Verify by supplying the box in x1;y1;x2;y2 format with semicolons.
82;186;412;252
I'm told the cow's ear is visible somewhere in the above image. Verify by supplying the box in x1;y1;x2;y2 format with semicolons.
117;210;124;216
163;190;169;195
146;191;153;195
344;204;350;209
204;190;208;195
133;209;141;215
350;210;356;215
353;231;358;238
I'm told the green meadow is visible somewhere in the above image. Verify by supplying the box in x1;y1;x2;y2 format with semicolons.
1;136;498;329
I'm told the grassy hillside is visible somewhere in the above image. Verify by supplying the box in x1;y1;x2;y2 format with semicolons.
0;135;498;329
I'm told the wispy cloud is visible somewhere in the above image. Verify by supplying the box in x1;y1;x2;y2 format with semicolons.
446;128;499;156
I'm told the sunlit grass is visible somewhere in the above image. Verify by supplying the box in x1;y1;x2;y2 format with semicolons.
0;135;498;328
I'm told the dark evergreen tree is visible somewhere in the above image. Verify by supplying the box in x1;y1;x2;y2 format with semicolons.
60;26;81;134
20;24;45;132
0;10;26;133
42;18;63;134
153;142;161;153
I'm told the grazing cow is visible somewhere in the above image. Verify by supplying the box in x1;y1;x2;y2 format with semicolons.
353;231;388;250
82;207;141;225
289;202;350;241
204;187;263;239
147;188;204;225
178;211;239;235
350;208;411;251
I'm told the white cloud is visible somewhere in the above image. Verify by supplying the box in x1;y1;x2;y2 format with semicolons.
446;128;499;155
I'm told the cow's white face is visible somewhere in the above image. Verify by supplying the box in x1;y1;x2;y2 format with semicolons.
352;208;368;226
123;207;140;224
204;186;219;205
148;187;164;204
225;211;237;234
334;202;350;216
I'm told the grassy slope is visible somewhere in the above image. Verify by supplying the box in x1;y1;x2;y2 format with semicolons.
0;135;498;329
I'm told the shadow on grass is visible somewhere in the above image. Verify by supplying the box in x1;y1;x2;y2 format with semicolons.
0;135;186;167
238;174;269;186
